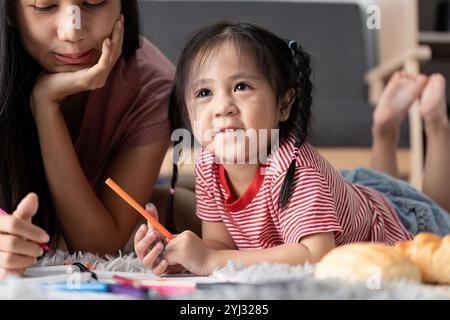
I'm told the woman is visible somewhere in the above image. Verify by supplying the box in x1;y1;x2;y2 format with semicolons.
0;0;196;277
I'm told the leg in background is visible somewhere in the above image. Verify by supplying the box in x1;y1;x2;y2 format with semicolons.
370;72;428;178
420;74;450;213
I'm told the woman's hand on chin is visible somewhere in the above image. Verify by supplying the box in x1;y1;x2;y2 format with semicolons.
30;15;124;114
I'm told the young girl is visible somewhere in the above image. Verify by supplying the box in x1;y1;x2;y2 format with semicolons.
0;0;181;278
134;22;450;276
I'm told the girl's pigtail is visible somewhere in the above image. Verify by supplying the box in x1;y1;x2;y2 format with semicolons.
164;160;178;234
165;88;181;234
289;40;312;147
278;41;312;211
278;148;300;210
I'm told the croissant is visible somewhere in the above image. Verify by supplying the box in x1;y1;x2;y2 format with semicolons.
315;243;421;285
395;233;450;284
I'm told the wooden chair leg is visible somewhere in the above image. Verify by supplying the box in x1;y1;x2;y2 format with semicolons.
404;59;424;190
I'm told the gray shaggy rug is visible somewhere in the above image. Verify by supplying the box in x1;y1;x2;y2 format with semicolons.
1;250;449;300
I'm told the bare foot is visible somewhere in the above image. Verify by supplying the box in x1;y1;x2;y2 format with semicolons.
373;72;428;134
420;73;448;128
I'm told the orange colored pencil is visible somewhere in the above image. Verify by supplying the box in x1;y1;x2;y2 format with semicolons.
105;178;174;240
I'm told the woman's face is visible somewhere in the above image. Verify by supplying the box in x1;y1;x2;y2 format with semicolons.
16;0;121;73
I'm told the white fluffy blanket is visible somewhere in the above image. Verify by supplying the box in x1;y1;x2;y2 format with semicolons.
1;250;450;300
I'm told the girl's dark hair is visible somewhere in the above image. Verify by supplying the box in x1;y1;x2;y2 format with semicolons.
167;22;312;228
0;0;141;245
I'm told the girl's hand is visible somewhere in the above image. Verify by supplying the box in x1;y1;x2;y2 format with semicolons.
31;15;125;112
163;231;213;276
134;204;184;275
0;194;50;279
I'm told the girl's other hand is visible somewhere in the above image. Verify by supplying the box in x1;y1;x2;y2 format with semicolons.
31;15;125;110
163;230;213;276
0;194;50;279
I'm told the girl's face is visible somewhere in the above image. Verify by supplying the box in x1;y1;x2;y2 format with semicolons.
186;41;294;164
16;0;121;73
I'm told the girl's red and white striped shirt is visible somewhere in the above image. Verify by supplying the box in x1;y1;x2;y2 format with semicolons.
195;134;413;250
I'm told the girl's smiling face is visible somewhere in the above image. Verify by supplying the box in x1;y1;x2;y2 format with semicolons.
16;0;121;73
186;40;294;163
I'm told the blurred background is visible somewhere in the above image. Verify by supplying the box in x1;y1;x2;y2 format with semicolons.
139;0;449;189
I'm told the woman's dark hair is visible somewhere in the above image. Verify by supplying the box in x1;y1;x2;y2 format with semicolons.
167;22;312;229
0;0;141;246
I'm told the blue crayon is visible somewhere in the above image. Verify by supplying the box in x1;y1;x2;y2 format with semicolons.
44;282;109;292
